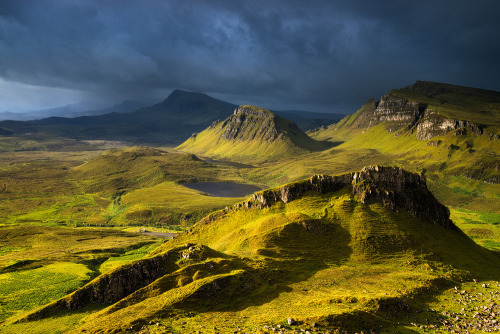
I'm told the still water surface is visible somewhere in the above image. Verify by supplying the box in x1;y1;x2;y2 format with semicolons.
184;182;261;197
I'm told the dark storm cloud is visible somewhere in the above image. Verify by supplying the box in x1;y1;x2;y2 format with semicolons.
0;0;499;113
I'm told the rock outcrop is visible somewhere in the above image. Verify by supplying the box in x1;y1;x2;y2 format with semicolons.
21;247;183;321
199;166;454;230
372;95;426;133
334;81;499;140
351;166;453;229
416;109;484;140
343;95;426;133
219;106;286;142
176;105;327;162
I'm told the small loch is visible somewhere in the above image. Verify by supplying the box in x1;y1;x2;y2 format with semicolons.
184;182;262;197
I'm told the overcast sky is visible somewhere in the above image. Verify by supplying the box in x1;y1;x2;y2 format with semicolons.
1;0;499;114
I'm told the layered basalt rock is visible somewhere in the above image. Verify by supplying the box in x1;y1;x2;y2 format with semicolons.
247;166;453;229
373;95;427;132
348;93;488;140
338;81;498;140
346;95;426;133
219;106;289;142
416;109;484;140
198;166;454;230
351;166;453;229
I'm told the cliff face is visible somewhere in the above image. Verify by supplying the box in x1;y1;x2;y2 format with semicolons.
22;248;181;320
372;95;426;133
65;254;170;308
344;95;426;133
219;106;286;142
335;81;499;140
203;166;454;230
351;166;453;229
416;109;484;140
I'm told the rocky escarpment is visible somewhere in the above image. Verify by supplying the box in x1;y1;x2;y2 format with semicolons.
199;166;454;230
346;93;488;140
336;81;499;140
416;109;484;140
21;247;184;321
351;166;453;228
345;95;426;133
219;106;287;142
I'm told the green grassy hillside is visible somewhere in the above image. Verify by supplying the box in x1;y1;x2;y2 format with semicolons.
0;81;499;333
177;105;328;163
0;226;160;324
307;81;500;213
10;168;499;334
0;146;257;228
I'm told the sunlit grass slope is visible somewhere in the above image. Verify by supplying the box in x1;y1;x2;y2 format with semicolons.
391;81;500;132
177;105;328;163
0;225;160;324
306;81;499;221
0;146;255;227
18;169;500;334
117;181;247;226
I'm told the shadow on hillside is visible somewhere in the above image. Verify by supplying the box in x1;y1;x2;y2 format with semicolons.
318;140;343;150
170;219;353;313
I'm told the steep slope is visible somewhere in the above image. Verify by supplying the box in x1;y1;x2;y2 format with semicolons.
18;167;500;334
314;81;500;140
177;105;328;163
311;81;500;187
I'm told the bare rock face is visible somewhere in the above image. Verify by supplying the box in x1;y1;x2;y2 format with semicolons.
219;106;285;142
343;81;498;140
351;166;453;229
22;247;183;320
416;109;484;140
66;254;169;308
373;95;426;132
347;95;426;133
247;166;454;229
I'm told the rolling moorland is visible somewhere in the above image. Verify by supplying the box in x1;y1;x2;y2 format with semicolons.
0;81;499;333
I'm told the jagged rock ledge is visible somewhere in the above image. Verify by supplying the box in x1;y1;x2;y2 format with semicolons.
19;247;186;321
220;105;282;141
416;109;485;140
345;92;498;140
198;166;454;230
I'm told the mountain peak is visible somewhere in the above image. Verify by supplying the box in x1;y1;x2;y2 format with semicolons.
233;105;274;117
221;105;281;141
164;89;210;102
177;105;326;162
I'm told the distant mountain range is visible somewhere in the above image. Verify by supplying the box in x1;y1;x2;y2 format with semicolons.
0;100;150;121
0;90;343;145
